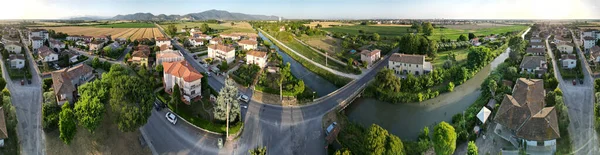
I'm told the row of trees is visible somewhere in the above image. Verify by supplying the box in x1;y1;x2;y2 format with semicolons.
410;22;435;36
397;33;439;58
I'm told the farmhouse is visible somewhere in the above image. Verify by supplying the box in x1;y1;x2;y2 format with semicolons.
156;49;184;65
494;78;559;154
210;37;223;45
584;36;596;49
162;60;203;103
556;42;574;54
4;42;22;54
208;44;236;64
246;50;268;68
89;40;105;51
31;37;44;52
561;54;577;69
156;37;171;48
519;56;546;77
526;48;545;56
38;46;59;62
51;64;94;105
360;49;381;67
237;39;258;50
388;53;432;76
9;54;25;69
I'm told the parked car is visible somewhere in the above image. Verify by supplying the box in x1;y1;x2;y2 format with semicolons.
572;79;576;85
193;55;198;59
154;101;163;111
579;78;584;84
165;112;177;125
238;94;249;103
206;72;211;77
325;122;338;136
20;80;24;85
242;105;248;109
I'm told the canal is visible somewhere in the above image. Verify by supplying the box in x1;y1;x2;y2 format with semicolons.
346;27;530;140
258;32;338;97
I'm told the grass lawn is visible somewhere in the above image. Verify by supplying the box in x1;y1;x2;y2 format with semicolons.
431;48;470;68
323;25;528;41
94;22;156;28
7;67;32;79
44;108;151;155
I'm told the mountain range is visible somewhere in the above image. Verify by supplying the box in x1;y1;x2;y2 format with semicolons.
74;10;280;21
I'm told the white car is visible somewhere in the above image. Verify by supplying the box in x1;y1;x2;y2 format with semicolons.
238;94;249;103
165;112;177;125
242;105;248;109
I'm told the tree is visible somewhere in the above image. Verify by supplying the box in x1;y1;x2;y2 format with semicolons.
200;23;211;33
218;61;229;71
433;121;457;155
171;83;183;112
487;79;497;94
447;82;455;92
249;146;267;155
426;40;438;58
59;102;77;144
0;78;5;92
422;22;434;36
375;69;401;93
468;33;476;40
365;124;405;155
155;64;164;73
42;101;61;131
74;87;105;133
167;24;177;36
467;141;478;155
108;72;153;132
373;33;381;41
546;91;557;106
43;62;51;71
334;149;351;155
443;60;453;69
91;57;101;68
458;34;468;41
214;79;241;123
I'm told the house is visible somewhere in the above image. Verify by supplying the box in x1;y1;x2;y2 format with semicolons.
209;37;223;45
156;37;171;48
519;56;547;77
246;50;268;68
189;28;198;34
131;47;151;67
4;42;22;54
1;37;19;44
109;42;120;50
553;35;570;44
81;36;93;42
9;54;25;69
188;37;205;47
94;35;109;43
29;29;48;41
525;47;546;56
561;54;577;69
237;39;258;50
388;53;432;76
191;32;204;38
31;37;44;52
529;42;546;48
51;64;95;105
197;34;213;40
360;49;381;67
248;36;257;41
220;34;242;40
530;37;542;43
49;39;65;51
75;41;88;48
584;36;596;49
494;78;559;154
582;29;597;38
163;60;203;103
591;46;600;62
207;44;236;64
89;40;104;51
556;42;574;54
156;49;184;65
470;38;481;46
0;108;7;147
66;35;82;41
38;46;59;62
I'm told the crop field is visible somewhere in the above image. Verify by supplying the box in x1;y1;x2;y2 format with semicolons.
323;24;528;41
94;22;156;28
297;35;343;54
160;21;256;34
40;27;164;39
303;22;354;28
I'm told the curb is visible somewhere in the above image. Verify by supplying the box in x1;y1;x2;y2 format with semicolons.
139;128;159;155
165;108;224;136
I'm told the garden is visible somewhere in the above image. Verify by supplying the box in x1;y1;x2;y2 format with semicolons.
230;64;260;87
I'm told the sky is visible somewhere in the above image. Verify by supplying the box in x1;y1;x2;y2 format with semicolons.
0;0;598;19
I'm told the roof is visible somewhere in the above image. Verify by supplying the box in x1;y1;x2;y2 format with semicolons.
52;64;93;95
556;42;574;47
137;45;150;51
553;35;570;42
211;37;223;42
583;29;598;32
530;37;542;41
530;42;545;47
5;42;21;47
49;39;64;45
31;36;43;40
162;61;203;82
389;53;424;65
160;44;169;51
0;108;6;139
156;37;169;41
591;46;600;56
584;36;596;40
561;54;577;60
90;40;104;44
361;49;381;57
9;54;25;61
208;44;235;52
520;56;545;69
246;50;267;58
132;49;150;58
494;78;559;141
38;46;57;58
526;47;545;54
157;50;183;59
238;39;257;45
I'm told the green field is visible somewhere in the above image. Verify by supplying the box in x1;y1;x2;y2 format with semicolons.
431;49;470;68
160;22;256;34
323;25;528;41
94;22;156;28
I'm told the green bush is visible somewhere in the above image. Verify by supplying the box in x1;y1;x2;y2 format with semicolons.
43;78;53;92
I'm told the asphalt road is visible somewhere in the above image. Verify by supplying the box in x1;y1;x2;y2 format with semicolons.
142;24;391;154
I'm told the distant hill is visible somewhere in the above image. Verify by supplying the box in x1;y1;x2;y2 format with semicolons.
111;9;279;21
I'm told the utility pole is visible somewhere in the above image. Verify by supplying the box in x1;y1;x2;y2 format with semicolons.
226;98;230;139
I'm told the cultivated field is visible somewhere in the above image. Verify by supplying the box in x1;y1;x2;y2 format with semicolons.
94;22;155;28
160;21;256;34
303;22;354;28
40;27;164;39
298;35;343;54
443;23;515;30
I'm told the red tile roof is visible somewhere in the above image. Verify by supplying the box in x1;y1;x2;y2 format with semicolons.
163;61;203;82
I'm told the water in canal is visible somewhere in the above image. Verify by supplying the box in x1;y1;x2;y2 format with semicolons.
346;48;510;140
258;32;338;97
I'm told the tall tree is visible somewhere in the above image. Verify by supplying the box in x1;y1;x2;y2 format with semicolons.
433;121;457;155
200;23;211;33
214;79;241;123
59;102;77;144
467;141;478;155
458;34;468;41
108;73;153;132
373;33;381;41
365;124;405;155
75;82;105;133
42;101;61;131
171;83;183;112
422;22;434;36
468;33;476;40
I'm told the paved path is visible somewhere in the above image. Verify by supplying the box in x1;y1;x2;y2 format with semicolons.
259;29;362;79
